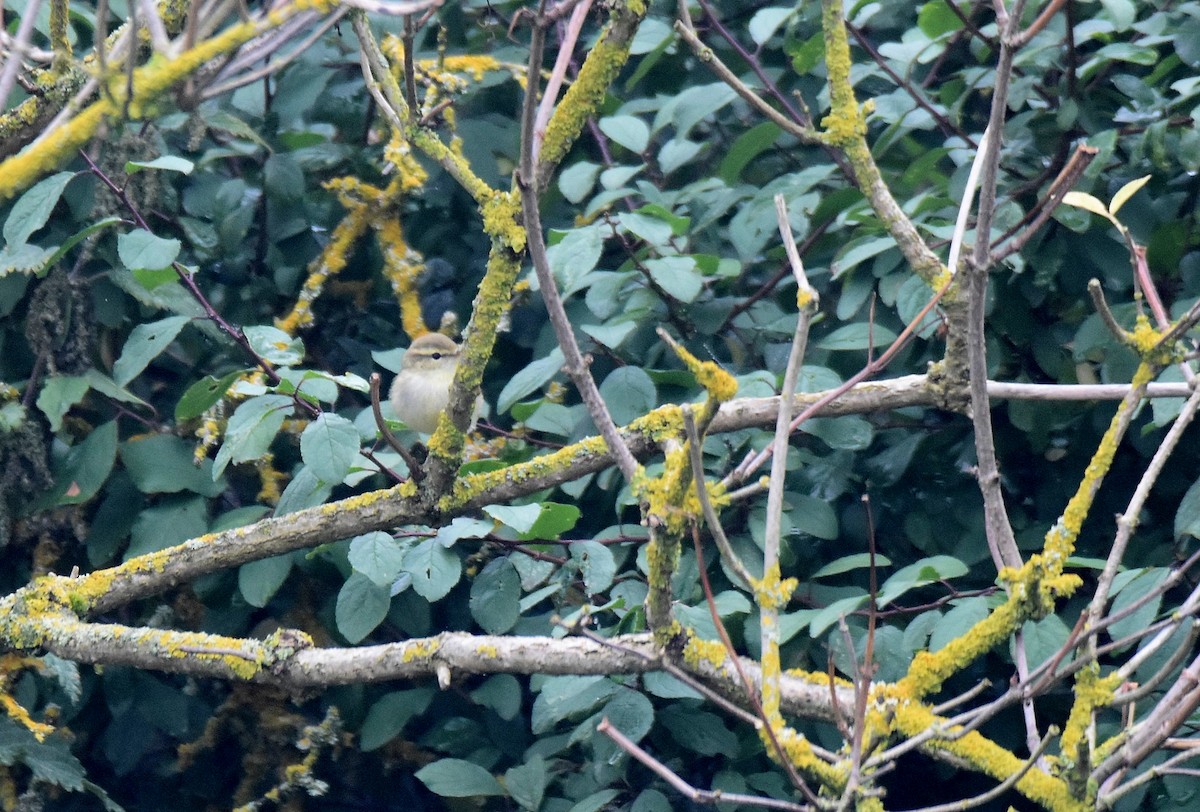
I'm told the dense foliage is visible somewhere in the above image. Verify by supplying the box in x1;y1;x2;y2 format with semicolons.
2;0;1200;809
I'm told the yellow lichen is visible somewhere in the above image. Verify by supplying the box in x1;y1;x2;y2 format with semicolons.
683;635;727;669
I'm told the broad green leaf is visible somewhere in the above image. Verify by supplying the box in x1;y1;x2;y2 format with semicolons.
434;516;494;547
559;161;600;204
212;394;293;478
175;370;246;420
572;540;616;594
415;759;504;798
580;321;635;350
1018;614;1074;670
120;434;223;496
498;348;565;414
83;369;148;407
719;121;781;184
404;539;461;601
359;688;434;751
877;555;969;607
601;689;653;743
1109;174;1151;215
504;756;547;812
125;495;207;559
49;421;118;506
644;256;702;303
812;553;893;579
349;532;407;586
243;325;305;366
1098;0;1135;31
658;138;703;174
1175;475;1200;539
1108;568;1169;645
598;115;650;154
748;6;794;45
483;503;543;534
118;229;181;271
113;315;191;386
335;572;391;643
547;226;604;294
816;323;900;351
37;375;90;431
239;554;293;607
300;413;359;484
599;366;656;425
833;236;896;277
618;212;674;248
918;0;962;37
469;558;520;634
125;156;195;174
806;415;874;450
929;597;990;652
4;171;75;248
470;674;523;720
522;502;581;541
531;676;617;733
789;494;839;540
275;467;332;516
659;705;736;756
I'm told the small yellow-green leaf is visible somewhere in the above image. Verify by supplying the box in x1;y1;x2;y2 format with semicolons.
1109;174;1151;215
1062;191;1113;221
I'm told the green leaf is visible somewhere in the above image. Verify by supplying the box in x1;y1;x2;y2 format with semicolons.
469;558;521;634
505;756;547;812
483;503;543;534
404;539;461;601
547;226;604;294
239;554;294;607
125;495;207;559
877;555;969;607
531;676;617;732
816;323;900;351
658;138;703;174
599;366;656;425
49;421;118;506
4;171;75;248
812;553;893;579
213;394;293;478
300;413;359;484
601;688;653;743
719;121;782;184
1098;0;1135;31
243;325;305;366
113;315;191;386
1176;475;1200;539
118;229;181;271
349;532;406;586
470;674;523;720
36;375;90;432
598;115;650;153
359;688;435;751
788;494;839;540
120;434;223;495
498;348;565;414
275;467;332;516
929;597;990;652
659;705;736;755
559;161;600;204
572;540;616;594
918;0;961;37
175;370;246;420
748;7;794;45
1108;568;1169;645
264;153;305;201
644;256;702;303
416;758;504;798
125;155;195;174
336;572;391;643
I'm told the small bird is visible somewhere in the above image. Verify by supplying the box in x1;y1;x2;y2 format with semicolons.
389;333;479;434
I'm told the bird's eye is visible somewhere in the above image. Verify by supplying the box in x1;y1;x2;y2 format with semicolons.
431;352;442;360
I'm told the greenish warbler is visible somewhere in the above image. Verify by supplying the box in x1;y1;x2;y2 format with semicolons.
389;333;480;434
